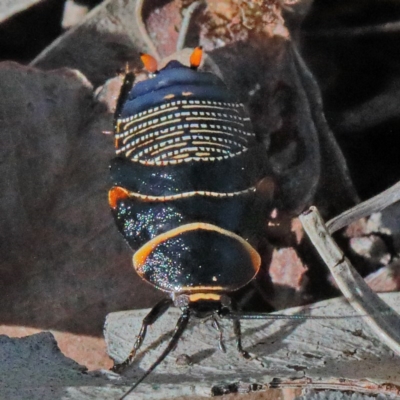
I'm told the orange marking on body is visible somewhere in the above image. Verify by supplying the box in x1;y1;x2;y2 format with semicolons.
140;53;158;73
189;293;221;302
190;46;203;69
133;222;261;274
108;186;130;209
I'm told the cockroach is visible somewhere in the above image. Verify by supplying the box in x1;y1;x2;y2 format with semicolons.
108;47;300;397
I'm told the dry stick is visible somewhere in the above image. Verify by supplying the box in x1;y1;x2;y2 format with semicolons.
300;206;400;356
291;44;359;206
327;179;400;234
135;0;161;61
305;21;400;38
176;1;204;51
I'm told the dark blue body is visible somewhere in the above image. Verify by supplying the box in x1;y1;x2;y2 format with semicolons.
110;60;274;294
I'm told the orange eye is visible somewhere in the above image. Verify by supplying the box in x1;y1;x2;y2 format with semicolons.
190;46;203;69
140;53;158;73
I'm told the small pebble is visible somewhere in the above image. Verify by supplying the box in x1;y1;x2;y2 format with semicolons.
175;354;192;366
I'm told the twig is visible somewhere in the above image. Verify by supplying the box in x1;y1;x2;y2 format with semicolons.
290;43;359;206
300;206;400;356
135;0;161;61
326;180;400;233
176;1;204;51
305;21;400;38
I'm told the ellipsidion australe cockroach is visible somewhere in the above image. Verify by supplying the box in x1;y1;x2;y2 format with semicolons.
108;47;300;397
